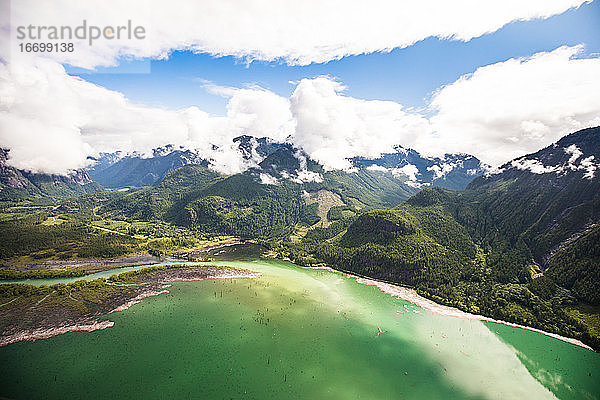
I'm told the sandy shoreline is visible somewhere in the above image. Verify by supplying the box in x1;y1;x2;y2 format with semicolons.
108;288;171;314
171;240;247;259
0;268;260;347
0;320;115;347
352;275;595;352
301;265;339;272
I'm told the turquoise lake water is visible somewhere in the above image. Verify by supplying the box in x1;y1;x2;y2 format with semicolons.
0;252;598;399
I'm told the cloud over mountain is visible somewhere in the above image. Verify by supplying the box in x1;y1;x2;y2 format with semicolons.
2;45;600;175
428;45;600;165
290;77;429;170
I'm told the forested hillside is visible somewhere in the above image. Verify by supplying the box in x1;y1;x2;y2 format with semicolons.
278;127;600;349
2;124;598;349
98;155;419;239
87;147;207;188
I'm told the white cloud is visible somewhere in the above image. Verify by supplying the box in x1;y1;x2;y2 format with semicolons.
259;173;279;185
290;77;430;170
2;46;600;176
281;169;324;184
366;165;389;172
579;156;597;179
289;46;600;170
511;158;561;174
203;82;295;143
564;144;583;165
0;58;187;174
392;164;420;182
508;151;600;179
428;45;600;165
427;163;457;179
370;164;428;188
0;58;291;174
4;0;588;69
362;163;425;183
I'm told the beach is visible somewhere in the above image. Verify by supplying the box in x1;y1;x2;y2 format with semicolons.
352;275;595;351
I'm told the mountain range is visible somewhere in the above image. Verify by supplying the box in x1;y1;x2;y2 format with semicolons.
85;136;487;191
86;146;208;189
1;126;599;348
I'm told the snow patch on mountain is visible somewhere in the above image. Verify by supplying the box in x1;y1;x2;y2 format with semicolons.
280;170;323;184
259;173;279;185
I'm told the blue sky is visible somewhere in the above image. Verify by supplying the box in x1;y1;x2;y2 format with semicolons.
68;1;600;115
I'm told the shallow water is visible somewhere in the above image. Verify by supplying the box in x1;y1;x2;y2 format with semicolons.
0;242;263;287
1;256;598;399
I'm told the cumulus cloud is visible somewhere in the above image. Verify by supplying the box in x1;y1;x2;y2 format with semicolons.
5;0;588;69
202;82;295;143
0;58;184;173
0;58;291;174
428;45;600;165
290;77;430;170
288;46;600;170
2;45;600;176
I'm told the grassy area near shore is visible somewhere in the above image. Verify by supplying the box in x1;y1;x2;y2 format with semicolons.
0;264;255;346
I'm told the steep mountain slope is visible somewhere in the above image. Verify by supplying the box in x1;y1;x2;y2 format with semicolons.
385;126;600;288
102;164;223;221
547;224;600;304
87;146;207;188
234;135;288;160
255;146;418;208
465;126;600;267
352;147;485;190
0;149;101;202
87;136;287;189
99;143;424;239
100;164;315;238
82;138;484;242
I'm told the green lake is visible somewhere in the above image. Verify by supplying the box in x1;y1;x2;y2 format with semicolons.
1;249;599;399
